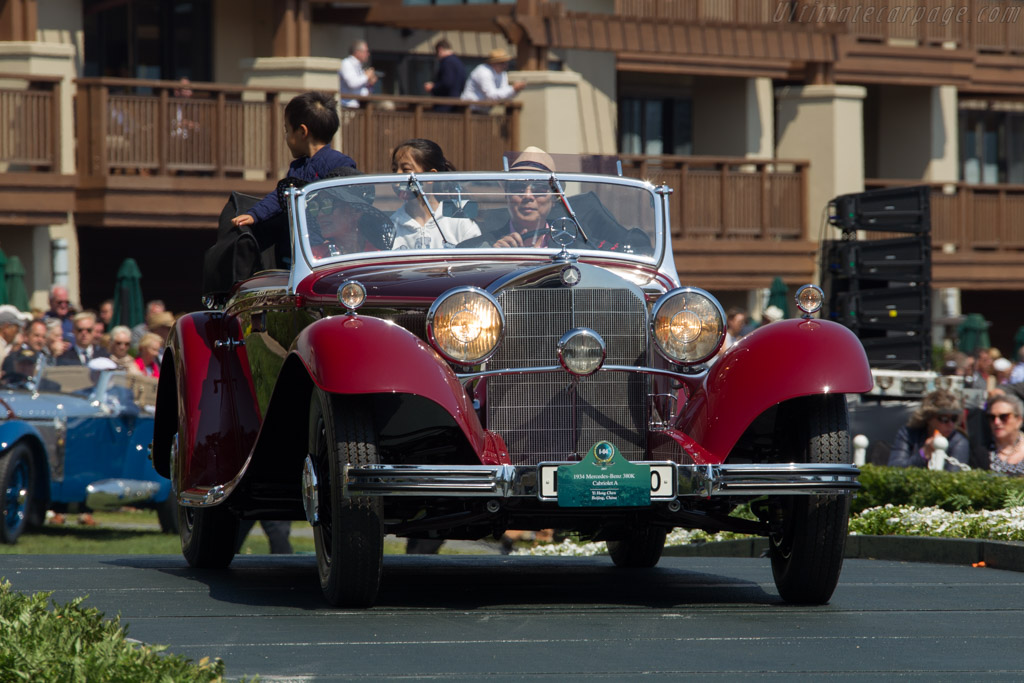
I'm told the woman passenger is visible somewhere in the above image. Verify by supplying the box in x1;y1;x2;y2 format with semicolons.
389;138;480;249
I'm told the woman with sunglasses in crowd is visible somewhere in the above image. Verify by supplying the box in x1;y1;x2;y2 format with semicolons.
888;389;970;471
968;392;1024;475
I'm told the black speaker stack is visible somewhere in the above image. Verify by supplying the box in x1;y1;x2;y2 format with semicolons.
822;185;932;370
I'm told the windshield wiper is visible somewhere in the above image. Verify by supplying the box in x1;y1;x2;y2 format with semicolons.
548;174;589;243
407;174;453;247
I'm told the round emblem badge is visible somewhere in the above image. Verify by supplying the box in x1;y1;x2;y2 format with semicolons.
593;441;615;465
560;264;582;287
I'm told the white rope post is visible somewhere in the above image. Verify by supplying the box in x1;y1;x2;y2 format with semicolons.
853;434;868;467
929;434;949;471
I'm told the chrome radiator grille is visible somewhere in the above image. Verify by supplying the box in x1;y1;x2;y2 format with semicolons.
486;288;648;466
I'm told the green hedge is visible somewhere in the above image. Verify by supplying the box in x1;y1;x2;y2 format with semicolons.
853;464;1024;514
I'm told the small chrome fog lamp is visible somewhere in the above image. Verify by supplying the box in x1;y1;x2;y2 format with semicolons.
338;280;366;312
795;284;824;318
557;328;606;376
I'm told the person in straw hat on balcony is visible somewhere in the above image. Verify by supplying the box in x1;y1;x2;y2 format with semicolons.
460;48;526;113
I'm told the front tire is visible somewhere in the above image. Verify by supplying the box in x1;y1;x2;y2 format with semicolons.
310;390;383;608
179;503;239;568
769;394;851;605
0;444;35;544
607;526;667;568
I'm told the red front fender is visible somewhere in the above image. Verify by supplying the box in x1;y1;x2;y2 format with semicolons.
294;315;501;462
678;318;873;463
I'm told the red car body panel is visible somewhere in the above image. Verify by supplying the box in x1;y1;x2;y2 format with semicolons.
677;318;874;464
172;312;261;496
293;315;508;465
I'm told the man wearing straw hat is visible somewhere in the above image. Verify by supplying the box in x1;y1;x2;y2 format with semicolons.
460;48;526;113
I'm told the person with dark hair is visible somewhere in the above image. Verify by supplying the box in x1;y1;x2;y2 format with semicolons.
231;91;355;228
888;389;970;471
423;39;466;112
389;138;480;249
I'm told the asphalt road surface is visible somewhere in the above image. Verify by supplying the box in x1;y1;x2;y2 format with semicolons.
3;553;1024;681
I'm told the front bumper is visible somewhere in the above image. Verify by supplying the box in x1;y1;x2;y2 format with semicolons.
342;462;860;501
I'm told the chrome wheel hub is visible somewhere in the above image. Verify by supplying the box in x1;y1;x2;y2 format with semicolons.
302;454;320;526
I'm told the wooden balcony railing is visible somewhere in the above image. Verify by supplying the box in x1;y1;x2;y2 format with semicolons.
621;155;809;241
614;0;1024;53
866;179;1024;250
0;73;62;173
74;78;520;179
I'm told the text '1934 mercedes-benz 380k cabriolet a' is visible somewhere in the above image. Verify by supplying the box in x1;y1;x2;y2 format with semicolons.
151;152;873;608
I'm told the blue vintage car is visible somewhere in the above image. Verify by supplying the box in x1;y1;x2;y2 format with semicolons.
0;364;174;543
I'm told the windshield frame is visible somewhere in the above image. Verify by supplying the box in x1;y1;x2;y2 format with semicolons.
286;171;667;290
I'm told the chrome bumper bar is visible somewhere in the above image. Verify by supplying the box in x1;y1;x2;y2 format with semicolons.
343;462;860;500
85;478;162;510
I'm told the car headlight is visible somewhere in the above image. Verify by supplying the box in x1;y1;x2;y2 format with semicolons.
427;287;504;364
651;287;725;365
795;284;824;316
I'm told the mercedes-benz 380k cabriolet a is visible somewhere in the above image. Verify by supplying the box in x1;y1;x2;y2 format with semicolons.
151;156;872;607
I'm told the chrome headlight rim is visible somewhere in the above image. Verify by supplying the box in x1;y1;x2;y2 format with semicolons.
426;286;505;365
557;327;607;377
795;284;824;317
338;279;367;312
650;286;726;366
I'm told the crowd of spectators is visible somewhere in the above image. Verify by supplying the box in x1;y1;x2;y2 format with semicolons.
338;38;525;112
0;284;173;390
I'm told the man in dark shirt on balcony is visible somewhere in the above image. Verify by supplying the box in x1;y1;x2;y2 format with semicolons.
232;91;356;228
423;39;466;113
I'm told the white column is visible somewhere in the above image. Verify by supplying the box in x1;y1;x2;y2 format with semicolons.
776;84;867;240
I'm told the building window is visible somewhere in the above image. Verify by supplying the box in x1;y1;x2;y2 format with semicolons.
619;97;692;156
960;103;1024;185
84;0;212;82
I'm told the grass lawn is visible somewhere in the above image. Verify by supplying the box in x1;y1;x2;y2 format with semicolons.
0;509;491;555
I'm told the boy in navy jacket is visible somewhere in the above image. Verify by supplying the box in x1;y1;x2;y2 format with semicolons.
232;91;356;227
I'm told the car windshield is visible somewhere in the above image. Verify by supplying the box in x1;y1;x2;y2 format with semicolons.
296;174;660;267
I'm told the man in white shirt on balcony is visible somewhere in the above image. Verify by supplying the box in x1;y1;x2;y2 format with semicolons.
460;48;525;113
339;40;378;109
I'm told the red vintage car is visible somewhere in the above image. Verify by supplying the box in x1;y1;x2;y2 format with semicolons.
151;157;872;607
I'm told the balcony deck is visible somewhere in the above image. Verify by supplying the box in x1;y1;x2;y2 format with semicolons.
4;76;1021;292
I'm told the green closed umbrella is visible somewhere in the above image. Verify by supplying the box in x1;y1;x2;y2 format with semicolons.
957;313;991;356
1014;325;1024;358
4;255;29;312
112;258;145;328
766;276;789;319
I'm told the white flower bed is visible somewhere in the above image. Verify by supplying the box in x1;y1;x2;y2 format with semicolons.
511;505;1024;556
849;504;1024;541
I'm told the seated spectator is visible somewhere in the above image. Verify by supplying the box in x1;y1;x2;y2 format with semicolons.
1;318;48;388
1010;346;1024;384
970;393;1024;475
131;332;162;378
107;325;135;371
887;389;969;471
131;300;165;348
994;357;1013;387
56;312;110;366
